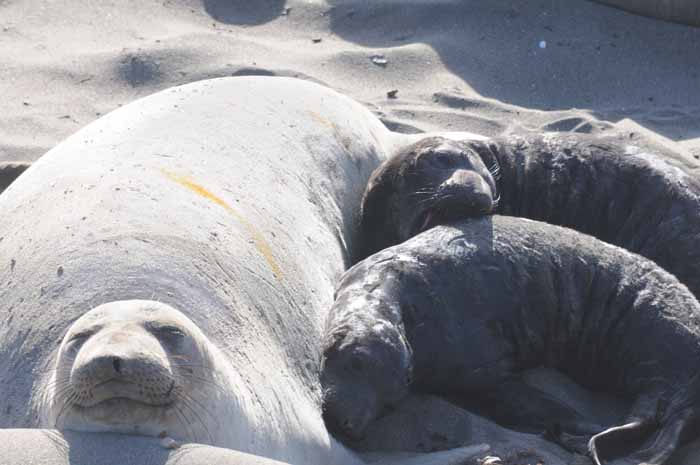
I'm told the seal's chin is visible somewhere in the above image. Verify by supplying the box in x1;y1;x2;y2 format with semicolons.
61;379;177;430
411;198;495;237
71;396;174;422
415;209;439;235
56;395;179;438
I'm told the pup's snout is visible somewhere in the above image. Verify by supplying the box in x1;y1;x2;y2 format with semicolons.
442;169;492;195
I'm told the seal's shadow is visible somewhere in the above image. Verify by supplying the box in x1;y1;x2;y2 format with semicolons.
63;431;171;465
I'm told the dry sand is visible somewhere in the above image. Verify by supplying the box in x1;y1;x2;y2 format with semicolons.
1;0;699;165
1;0;700;463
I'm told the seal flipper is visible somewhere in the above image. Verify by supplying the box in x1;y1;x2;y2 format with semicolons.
545;422;607;455
591;372;700;464
588;420;653;464
588;409;694;465
0;161;31;195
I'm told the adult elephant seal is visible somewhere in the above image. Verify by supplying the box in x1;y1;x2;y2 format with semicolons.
354;133;700;299
0;76;487;465
322;215;700;465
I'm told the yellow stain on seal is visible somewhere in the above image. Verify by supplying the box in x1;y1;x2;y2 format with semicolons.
307;110;352;151
161;169;282;279
307;110;337;130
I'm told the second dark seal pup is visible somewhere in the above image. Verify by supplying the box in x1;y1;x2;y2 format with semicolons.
355;133;700;300
323;215;700;465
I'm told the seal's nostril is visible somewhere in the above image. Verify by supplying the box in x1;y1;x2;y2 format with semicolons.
112;357;121;373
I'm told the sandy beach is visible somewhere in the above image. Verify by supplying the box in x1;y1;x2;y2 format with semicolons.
1;0;699;165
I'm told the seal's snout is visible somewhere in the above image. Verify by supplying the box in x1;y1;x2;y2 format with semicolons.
438;169;494;208
322;380;377;441
403;152;497;239
339;411;374;440
443;168;486;189
410;170;495;237
70;327;175;407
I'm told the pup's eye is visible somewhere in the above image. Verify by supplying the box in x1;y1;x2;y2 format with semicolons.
429;153;458;169
349;354;368;374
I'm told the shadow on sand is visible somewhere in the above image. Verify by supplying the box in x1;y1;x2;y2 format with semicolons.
202;0;287;26
326;0;700;142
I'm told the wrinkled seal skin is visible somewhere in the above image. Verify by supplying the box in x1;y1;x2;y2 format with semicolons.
323;215;700;465
355;133;700;300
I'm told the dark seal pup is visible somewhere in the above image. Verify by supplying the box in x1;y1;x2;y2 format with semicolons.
355;133;700;299
322;215;700;465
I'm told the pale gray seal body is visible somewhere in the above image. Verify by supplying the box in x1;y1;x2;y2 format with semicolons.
323;215;700;465
0;76;395;465
0;76;488;465
355;133;700;301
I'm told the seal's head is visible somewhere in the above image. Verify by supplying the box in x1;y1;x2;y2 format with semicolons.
320;293;412;440
356;136;499;260
42;300;227;443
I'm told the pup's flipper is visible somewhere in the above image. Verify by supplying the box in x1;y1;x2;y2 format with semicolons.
589;410;691;465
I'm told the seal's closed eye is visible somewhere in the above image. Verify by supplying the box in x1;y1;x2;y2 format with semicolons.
147;323;187;342
68;329;98;344
147;325;187;351
349;354;367;374
423;152;461;169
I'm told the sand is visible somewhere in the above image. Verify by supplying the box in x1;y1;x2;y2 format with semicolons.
1;0;700;464
1;0;699;166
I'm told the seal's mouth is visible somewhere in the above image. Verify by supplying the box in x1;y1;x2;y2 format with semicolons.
411;207;465;236
411;195;496;237
416;209;438;235
76;397;174;410
75;379;175;408
322;391;377;441
69;396;176;426
62;395;179;433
